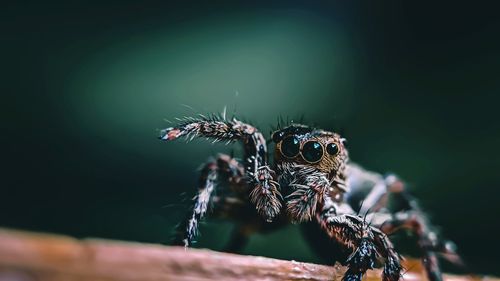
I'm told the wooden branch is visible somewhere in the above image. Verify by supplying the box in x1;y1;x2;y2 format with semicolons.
0;228;494;281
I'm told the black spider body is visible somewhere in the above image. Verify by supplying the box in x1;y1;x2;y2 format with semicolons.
159;115;458;281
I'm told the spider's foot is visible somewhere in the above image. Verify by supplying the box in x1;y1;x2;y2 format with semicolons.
342;270;363;281
159;127;183;141
342;238;377;281
382;256;402;281
346;238;376;270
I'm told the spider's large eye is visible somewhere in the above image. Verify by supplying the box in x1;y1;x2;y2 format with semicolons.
302;141;323;163
281;136;300;158
272;131;285;143
326;143;339;155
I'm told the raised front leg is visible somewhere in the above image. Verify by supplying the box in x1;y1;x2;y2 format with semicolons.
159;115;259;144
317;198;402;281
160;115;282;221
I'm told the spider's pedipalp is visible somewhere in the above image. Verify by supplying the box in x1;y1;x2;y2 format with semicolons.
248;165;282;221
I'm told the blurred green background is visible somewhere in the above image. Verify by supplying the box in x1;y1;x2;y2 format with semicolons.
2;1;499;276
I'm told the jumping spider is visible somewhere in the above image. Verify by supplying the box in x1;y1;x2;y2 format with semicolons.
159;114;458;281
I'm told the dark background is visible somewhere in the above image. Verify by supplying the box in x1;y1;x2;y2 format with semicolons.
2;1;499;276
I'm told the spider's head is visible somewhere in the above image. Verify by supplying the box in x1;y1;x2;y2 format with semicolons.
271;124;348;221
271;124;347;173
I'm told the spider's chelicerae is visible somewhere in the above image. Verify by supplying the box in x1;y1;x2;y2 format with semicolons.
159;114;459;281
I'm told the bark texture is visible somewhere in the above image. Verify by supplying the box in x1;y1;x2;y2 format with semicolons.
0;228;494;281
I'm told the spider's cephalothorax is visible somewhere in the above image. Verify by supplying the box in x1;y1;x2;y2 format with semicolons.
159;115;460;281
271;125;349;223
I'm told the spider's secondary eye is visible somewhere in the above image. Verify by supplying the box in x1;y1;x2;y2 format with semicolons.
302;141;323;163
281;136;300;158
326;143;339;155
272;131;285;143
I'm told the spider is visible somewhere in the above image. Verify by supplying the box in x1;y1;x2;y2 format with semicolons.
159;114;459;281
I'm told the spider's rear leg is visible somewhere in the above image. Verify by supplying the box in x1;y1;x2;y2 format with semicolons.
378;211;451;281
360;174;461;281
172;154;246;247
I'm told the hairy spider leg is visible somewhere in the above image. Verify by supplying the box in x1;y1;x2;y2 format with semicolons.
172;161;218;247
316;197;402;281
160;116;282;221
380;211;444;281
349;166;460;281
172;154;247;246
